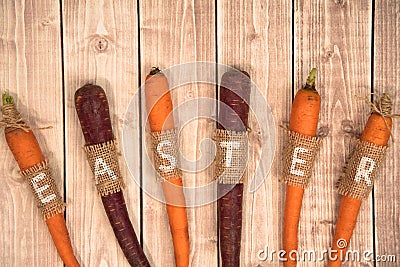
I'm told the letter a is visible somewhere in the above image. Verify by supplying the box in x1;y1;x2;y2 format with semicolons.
94;157;117;182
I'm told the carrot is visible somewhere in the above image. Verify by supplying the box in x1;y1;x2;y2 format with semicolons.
218;184;244;267
46;213;80;267
283;68;320;266
145;67;174;132
328;196;361;266
1;92;80;267
74;85;150;267
145;67;190;267
217;69;251;267
328;94;393;266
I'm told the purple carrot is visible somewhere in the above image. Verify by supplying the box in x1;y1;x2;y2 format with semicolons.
217;70;251;267
75;84;150;267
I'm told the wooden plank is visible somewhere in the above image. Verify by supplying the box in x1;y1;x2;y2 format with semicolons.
0;0;63;266
139;0;217;266
62;1;140;266
373;0;400;265
217;1;291;266
295;0;373;266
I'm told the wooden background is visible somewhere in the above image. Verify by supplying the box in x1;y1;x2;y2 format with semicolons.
0;0;399;266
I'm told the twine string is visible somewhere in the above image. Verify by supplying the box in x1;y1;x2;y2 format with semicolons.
1;103;53;132
0;103;31;132
357;93;400;142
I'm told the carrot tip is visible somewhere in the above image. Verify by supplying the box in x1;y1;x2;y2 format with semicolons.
149;67;161;75
306;68;317;87
241;70;250;78
2;91;14;105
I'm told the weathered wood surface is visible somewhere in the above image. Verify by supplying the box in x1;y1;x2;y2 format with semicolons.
0;1;64;266
0;0;399;266
139;0;217;266
217;0;291;266
295;0;374;266
62;0;140;266
374;1;400;266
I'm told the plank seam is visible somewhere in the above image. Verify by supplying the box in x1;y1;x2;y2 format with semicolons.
136;0;144;248
215;1;220;266
370;1;377;266
59;0;67;266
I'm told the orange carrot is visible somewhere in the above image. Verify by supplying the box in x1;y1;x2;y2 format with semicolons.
1;92;80;267
283;68;320;266
328;94;393;266
145;67;190;267
46;213;80;267
328;196;361;266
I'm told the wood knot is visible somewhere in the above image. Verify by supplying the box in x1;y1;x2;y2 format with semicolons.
91;35;110;53
323;44;336;62
334;0;346;8
40;18;52;26
317;125;330;138
341;120;354;134
326;50;334;58
248;32;259;41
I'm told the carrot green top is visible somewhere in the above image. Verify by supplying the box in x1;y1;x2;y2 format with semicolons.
306;68;316;86
304;68;317;91
2;92;14;105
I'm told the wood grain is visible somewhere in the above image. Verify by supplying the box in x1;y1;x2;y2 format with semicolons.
295;0;373;266
0;0;64;266
62;1;140;266
0;1;399;266
139;0;217;266
217;0;291;266
373;1;400;265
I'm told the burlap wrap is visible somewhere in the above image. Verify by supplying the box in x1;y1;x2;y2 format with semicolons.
83;140;125;196
281;130;322;188
21;161;65;220
214;129;248;184
337;140;387;200
150;128;182;181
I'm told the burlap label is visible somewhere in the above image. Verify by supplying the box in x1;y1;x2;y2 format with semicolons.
337;140;387;200
83;140;125;196
214;129;248;184
150;128;182;180
281;131;322;188
21;161;65;220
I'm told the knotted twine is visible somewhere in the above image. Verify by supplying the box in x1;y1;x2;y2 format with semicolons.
21;161;65;220
150;128;182;181
337;93;395;200
357;93;400;141
214;129;249;184
84;140;125;196
0;103;31;133
281;130;322;188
